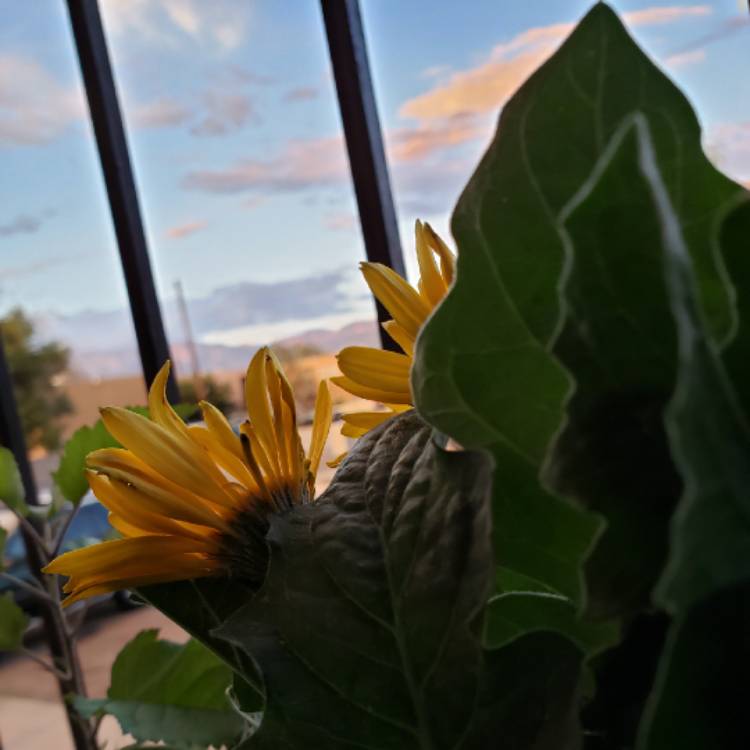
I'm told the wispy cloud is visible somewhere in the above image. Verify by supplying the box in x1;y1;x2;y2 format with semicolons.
665;48;707;68
400;5;713;122
324;212;358;232
707;121;750;183
190;91;255;136
0;213;43;237
182;136;347;193
165;219;208;239
132;97;192;129
101;0;250;51
387;114;485;162
284;86;318;103
0;55;84;146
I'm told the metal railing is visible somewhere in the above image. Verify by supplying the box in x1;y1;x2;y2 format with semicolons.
0;0;404;503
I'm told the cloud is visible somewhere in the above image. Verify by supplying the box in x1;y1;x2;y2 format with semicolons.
664;48;707;68
387;114;485;162
101;0;249;50
400;5;713;122
0;55;84;146
324;212;358;232
0;214;43;237
132;97;192;128
182;136;347;193
0;252;91;281
284;86;319;103
707;122;750;182
190;91;255;136
165;220;208;239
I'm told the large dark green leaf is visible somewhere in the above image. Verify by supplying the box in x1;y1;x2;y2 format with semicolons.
484;592;618;656
637;583;749;750
719;197;750;411
546;120;686;619
216;412;583;749
0;592;28;651
412;2;745;607
652;192;750;616
74;630;243;748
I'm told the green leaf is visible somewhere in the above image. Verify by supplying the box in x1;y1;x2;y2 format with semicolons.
484;592;618;656
0;447;27;516
53;419;119;505
0;592;28;650
718;196;750;411
73;630;243;747
139;578;264;705
637;583;749;750
653;201;750;612
545;118;689;618
217;412;583;749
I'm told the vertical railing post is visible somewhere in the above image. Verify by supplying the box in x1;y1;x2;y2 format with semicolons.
65;0;179;401
320;0;406;351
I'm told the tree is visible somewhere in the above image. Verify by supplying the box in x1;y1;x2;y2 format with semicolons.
178;375;236;418
0;307;73;451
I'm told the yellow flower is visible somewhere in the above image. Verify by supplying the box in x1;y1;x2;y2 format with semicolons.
332;220;455;447
44;347;332;607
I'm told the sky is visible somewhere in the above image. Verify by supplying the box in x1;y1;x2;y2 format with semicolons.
1;0;748;355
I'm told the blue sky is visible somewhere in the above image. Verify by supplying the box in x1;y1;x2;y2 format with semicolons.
1;0;748;351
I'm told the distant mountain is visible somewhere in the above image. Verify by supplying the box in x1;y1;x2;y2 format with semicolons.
34;267;368;353
69;320;381;379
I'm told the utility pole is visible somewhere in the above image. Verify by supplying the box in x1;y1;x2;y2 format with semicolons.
174;280;204;401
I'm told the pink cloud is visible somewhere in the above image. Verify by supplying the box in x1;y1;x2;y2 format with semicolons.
132;97;191;129
182;136;347;193
664;49;707;68
324;212;358;232
190;91;255;136
284;86;318;102
0;54;84;146
387;115;486;162
165;220;208;239
400;5;713;122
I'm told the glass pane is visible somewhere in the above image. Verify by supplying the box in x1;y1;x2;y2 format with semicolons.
99;0;383;476
362;0;750;280
0;1;145;504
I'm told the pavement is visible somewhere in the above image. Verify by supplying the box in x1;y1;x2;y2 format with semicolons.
0;605;188;750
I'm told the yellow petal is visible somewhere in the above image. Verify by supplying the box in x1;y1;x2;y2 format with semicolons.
188;425;256;489
100;406;235;510
87;448;232;532
200;401;244;461
415;220;447;306
360;263;431;339
424;222;456;287
337;347;412;394
326;452;347;468
148;361;189;437
88;471;213;542
381;320;415;357
44;536;213;577
308;380;332;480
331;375;412;405
342;422;369;438
245;348;283;478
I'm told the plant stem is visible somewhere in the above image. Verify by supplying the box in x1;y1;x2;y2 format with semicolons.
18;522;98;750
0;572;55;605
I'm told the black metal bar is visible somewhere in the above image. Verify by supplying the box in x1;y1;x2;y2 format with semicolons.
320;0;406;351
0;329;38;505
65;0;179;401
